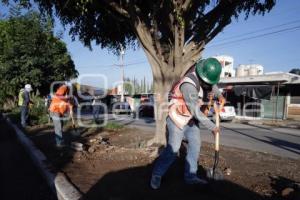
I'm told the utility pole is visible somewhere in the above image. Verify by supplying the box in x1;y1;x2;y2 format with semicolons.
120;46;125;102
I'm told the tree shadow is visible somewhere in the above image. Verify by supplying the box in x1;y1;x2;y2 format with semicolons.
80;151;274;200
26;123;91;170
222;126;300;157
80;162;268;200
270;176;300;200
142;117;155;124
0;116;56;200
242;123;300;139
265;136;300;155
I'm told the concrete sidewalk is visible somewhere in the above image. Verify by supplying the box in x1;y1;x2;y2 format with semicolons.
243;120;300;131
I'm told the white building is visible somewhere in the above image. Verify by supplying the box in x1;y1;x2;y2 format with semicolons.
236;64;264;77
214;55;235;78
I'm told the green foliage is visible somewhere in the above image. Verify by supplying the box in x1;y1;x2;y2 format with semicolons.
104;122;124;131
1;1;276;71
5;95;49;125
0;9;78;106
29;94;49;125
7;0;275;52
124;76;153;94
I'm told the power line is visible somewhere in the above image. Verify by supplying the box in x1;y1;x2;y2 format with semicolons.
114;60;148;67
207;25;300;48
77;25;300;68
124;60;148;66
76;64;116;69
213;19;300;43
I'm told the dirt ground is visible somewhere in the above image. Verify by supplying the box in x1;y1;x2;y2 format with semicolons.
25;122;300;200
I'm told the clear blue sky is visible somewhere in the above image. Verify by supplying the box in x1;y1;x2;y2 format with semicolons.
1;0;300;88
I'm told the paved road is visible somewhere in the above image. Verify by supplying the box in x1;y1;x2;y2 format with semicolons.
79;113;300;160
0;119;55;200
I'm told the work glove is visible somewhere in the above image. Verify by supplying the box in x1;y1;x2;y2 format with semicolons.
212;127;220;136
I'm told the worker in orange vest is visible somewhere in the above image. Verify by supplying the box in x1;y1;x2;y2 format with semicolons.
150;58;226;189
49;84;73;148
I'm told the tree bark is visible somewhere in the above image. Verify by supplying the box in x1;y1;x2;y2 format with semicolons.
151;80;171;145
143;50;183;146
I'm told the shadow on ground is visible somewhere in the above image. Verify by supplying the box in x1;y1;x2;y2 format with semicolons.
222;125;300;157
80;159;300;200
0;116;56;200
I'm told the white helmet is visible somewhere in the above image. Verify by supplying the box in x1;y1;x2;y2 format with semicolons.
25;84;33;92
65;81;72;87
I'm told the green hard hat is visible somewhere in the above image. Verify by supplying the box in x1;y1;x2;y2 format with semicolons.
195;58;222;85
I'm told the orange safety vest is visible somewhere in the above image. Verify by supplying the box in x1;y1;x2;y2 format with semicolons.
49;85;72;116
168;72;204;130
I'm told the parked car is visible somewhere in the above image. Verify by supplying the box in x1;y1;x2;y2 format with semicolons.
208;102;236;122
138;103;154;118
112;102;131;115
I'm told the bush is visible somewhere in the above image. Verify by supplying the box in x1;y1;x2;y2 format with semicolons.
29;95;49;125
4;94;49;125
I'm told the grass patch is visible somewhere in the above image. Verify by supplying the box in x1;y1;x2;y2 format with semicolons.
104;122;124;131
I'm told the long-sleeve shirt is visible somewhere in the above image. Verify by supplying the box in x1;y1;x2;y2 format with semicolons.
180;83;221;131
23;90;30;106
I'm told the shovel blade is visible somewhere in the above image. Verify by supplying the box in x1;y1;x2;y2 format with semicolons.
206;168;224;181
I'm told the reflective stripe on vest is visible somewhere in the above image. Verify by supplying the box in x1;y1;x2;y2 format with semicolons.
49;85;70;115
18;89;25;106
49;96;70;116
168;72;203;130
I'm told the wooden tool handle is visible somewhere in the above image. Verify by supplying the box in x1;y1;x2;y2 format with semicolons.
215;104;220;152
70;111;75;126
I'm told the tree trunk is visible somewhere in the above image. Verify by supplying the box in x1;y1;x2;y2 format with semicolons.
133;18;203;147
144;51;182;146
151;80;172;145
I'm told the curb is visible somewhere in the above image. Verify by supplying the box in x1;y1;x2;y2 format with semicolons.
3;114;82;200
246;121;300;130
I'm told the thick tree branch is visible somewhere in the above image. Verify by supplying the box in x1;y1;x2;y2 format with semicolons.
134;18;162;68
190;0;239;43
205;11;235;43
100;0;130;19
182;41;205;73
124;1;165;67
182;0;192;12
183;1;205;42
173;22;184;70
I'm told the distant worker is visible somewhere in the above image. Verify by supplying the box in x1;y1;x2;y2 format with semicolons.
45;94;52;123
150;58;226;189
45;94;52;109
18;84;33;128
92;96;102;123
49;84;73;148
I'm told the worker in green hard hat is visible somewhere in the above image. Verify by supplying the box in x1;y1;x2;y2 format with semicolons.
150;57;226;189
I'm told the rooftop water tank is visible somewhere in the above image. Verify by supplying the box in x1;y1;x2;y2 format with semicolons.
236;65;249;77
249;66;258;76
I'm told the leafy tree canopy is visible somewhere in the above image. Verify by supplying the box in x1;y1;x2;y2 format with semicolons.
2;1;275;59
0;7;78;105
